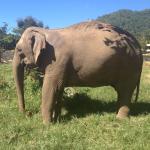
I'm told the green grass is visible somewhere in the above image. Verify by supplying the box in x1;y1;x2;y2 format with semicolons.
0;63;150;150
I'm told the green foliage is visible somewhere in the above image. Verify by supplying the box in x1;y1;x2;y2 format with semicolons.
0;64;16;101
0;23;19;50
0;63;150;149
97;9;150;48
0;34;18;50
0;16;49;51
0;22;8;35
24;67;43;92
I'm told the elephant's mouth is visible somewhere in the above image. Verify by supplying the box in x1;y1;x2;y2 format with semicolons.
23;57;35;66
25;64;39;77
26;63;37;69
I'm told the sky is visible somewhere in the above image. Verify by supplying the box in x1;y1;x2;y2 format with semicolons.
0;0;150;30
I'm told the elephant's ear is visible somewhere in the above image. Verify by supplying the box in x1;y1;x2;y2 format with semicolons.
32;31;46;63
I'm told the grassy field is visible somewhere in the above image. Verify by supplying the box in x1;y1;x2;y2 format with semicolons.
0;62;150;150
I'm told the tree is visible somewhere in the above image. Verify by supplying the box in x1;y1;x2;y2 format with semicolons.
13;16;46;36
0;22;8;35
0;22;18;51
0;22;8;40
0;34;17;50
0;16;49;52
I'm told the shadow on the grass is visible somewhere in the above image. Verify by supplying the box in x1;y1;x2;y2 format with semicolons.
62;93;116;121
62;93;150;121
131;102;150;116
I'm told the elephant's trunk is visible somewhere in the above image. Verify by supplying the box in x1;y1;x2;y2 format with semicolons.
13;52;25;112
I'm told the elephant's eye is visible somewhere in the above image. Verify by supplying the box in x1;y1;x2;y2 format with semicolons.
18;49;22;52
17;49;25;58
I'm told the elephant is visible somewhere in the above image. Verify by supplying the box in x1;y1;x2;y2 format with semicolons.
12;21;143;124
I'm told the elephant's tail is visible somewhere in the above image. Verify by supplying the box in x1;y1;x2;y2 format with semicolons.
134;77;140;103
134;57;143;103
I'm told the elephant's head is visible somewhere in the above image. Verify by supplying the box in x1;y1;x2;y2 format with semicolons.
12;27;46;112
16;28;46;66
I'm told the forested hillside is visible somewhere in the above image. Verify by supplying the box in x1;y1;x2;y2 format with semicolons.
97;9;150;47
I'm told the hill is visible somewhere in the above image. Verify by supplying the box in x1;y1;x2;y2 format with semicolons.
97;9;150;47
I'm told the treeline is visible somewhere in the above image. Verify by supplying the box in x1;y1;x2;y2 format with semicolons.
0;23;18;50
97;9;150;48
0;16;48;51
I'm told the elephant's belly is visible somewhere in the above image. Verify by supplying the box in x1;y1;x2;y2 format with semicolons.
66;51;120;87
66;65;118;87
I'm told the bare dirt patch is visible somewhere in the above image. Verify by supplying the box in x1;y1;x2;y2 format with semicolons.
0;50;14;63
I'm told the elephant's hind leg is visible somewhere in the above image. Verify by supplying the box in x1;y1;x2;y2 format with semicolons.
116;81;136;119
116;91;132;119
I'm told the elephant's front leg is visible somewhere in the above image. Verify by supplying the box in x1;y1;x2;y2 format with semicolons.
53;88;64;123
41;73;64;124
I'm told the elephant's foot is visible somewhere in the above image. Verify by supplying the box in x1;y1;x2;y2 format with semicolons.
43;117;53;125
42;111;61;124
116;106;130;119
19;107;25;113
43;119;50;125
42;111;53;125
18;102;25;113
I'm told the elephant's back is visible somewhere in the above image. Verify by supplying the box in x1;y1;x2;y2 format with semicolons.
67;21;141;52
67;21;142;66
53;21;142;59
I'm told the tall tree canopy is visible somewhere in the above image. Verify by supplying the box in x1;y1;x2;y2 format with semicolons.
0;23;17;50
13;16;46;36
0;16;48;51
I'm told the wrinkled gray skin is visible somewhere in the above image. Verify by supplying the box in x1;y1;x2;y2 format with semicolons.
13;21;143;124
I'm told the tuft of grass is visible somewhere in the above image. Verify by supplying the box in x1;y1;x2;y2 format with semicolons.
0;63;150;150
